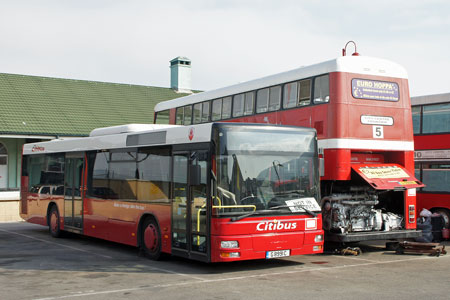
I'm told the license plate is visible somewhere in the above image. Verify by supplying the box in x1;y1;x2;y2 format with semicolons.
266;250;290;259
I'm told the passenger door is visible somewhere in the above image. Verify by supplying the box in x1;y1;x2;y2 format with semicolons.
171;149;209;261
64;152;85;231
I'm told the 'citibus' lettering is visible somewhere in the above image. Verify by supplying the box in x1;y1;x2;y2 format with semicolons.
256;221;297;231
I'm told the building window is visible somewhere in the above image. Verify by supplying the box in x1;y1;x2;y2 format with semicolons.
0;143;8;189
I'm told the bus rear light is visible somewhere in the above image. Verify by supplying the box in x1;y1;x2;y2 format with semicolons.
220;252;240;258
221;240;239;249
314;234;324;243
408;205;415;223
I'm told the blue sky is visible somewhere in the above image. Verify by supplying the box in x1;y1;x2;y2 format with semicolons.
1;0;449;96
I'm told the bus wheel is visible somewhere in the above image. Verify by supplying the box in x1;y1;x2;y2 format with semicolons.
49;206;62;238
433;208;450;229
141;218;162;260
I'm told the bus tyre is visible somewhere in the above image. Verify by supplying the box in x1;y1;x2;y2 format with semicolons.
141;218;162;260
432;208;450;229
49;206;62;238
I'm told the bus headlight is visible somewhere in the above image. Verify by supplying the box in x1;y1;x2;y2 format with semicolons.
221;241;239;249
314;234;324;243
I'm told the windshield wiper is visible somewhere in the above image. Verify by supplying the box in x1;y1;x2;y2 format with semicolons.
269;204;318;218
230;210;276;222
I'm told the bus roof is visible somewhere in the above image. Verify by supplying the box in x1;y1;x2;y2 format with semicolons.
23;123;212;155
154;56;408;112
411;92;450;106
23;123;317;155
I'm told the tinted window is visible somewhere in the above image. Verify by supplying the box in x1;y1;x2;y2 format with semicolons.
212;99;222;121
256;88;269;113
233;94;244;117
193;103;202;124
27;154;65;192
137;147;171;202
176;107;184;125
268;86;281;111
421;163;450;193
87;151;137;201
283;82;298;109
313;75;329;104
412;106;421;134
202;101;210;122
222;97;232;119
422;103;450;134
244;92;254;115
184;105;192;125
155;110;170;125
299;79;311;106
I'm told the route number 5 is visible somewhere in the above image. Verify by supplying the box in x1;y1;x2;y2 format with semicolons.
373;126;384;138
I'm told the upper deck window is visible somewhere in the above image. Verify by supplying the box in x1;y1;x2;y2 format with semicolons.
212;99;222;121
201;101;210;123
193;103;202;124
256;88;269;113
222;97;232;119
313;75;329;104
299;79;311;106
268;86;281;111
176;107;184;125
283;82;298;109
244;92;254;115
233;94;244;117
412;106;421;134
351;78;399;102
184;105;192;125
155;110;170;125
422;102;450;134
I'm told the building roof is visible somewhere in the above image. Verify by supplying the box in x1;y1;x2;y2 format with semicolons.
0;73;193;137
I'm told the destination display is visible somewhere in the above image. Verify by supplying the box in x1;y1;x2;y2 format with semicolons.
352;79;399;101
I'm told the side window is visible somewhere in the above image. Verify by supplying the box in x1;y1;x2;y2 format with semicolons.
202;101;210;122
183;105;192;125
256;88;269;113
233;94;244;117
244;92;254;115
211;99;222;121
422;103;450;134
176;107;184;125
222;97;232;119
313;75;329;104
193;103;202;124
299;79;311;106
283;82;298;108
27;154;65;192
268;86;281;111
87;150;137;201
155;110;170;125
137;147;171;202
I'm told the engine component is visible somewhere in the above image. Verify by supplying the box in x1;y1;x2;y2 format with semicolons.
322;191;403;233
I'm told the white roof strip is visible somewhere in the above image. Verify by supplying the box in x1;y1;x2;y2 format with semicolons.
155;56;408;112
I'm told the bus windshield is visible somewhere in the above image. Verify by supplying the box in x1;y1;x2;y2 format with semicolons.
214;125;320;217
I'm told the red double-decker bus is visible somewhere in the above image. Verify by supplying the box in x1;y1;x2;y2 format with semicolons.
20;123;324;262
154;46;424;242
412;93;450;228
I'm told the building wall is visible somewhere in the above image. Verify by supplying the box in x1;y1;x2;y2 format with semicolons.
0;138;26;222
